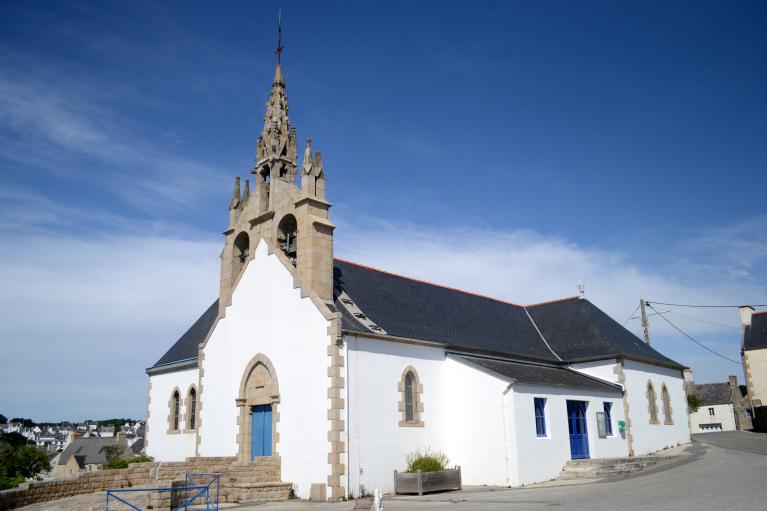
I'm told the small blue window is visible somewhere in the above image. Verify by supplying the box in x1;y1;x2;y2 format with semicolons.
604;402;613;436
534;398;546;437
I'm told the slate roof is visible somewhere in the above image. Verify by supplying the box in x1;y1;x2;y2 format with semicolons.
333;259;684;368
150;259;684;371
744;312;767;351
151;300;218;369
59;437;125;468
693;383;734;406
453;355;621;392
526;297;683;367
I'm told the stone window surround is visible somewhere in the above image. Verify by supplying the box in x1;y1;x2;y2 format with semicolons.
646;381;660;425
167;387;182;434
235;353;280;464
183;384;198;433
661;383;674;425
398;365;424;427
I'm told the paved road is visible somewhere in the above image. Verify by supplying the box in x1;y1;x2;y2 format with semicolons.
692;430;767;455
17;432;767;511
237;432;767;511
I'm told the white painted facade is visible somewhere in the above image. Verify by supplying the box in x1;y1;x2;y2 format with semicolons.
345;336;629;495
570;359;690;456
508;385;627;486
622;360;690;455
198;241;334;499
690;403;737;433
146;367;198;461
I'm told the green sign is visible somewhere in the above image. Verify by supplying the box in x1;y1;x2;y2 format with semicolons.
618;420;626;433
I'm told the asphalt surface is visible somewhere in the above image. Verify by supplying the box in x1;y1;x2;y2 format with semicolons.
236;431;767;511
692;430;767;455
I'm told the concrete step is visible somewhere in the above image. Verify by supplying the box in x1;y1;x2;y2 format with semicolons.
559;455;676;480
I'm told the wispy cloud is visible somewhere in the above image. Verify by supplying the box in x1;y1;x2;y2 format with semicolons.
335;216;766;378
0;50;227;214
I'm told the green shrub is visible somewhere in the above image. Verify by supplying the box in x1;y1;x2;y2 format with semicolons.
405;448;449;473
0;475;25;490
103;454;153;470
687;395;702;413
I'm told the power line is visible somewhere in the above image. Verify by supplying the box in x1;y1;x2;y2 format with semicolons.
621;304;640;326
667;311;742;331
647;301;767;309
646;303;742;365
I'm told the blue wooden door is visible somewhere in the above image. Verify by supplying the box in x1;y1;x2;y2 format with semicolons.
251;404;272;458
567;400;590;459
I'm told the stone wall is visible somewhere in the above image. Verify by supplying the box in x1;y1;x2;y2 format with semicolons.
0;456;291;511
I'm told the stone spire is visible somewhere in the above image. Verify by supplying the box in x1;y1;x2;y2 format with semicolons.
229;176;241;210
254;64;297;168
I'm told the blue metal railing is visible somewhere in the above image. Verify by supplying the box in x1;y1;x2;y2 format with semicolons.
105;473;220;511
185;473;220;511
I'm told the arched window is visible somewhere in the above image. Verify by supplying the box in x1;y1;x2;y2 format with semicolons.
398;366;423;427
661;384;673;425
169;390;181;432
277;215;298;265
187;387;197;430
647;381;659;424
404;372;415;422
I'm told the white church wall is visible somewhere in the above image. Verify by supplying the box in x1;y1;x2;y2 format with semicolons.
146;368;198;461
622;360;690;455
569;360;619;384
346;336;449;497
197;242;332;500
443;357;511;487
508;385;627;486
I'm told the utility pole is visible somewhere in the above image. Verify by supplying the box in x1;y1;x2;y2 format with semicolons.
640;299;651;345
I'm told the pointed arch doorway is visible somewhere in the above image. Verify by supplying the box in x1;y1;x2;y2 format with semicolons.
236;354;280;462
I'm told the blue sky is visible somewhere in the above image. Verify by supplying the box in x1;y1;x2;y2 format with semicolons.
1;1;766;421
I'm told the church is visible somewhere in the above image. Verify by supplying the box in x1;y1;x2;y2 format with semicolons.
144;54;691;502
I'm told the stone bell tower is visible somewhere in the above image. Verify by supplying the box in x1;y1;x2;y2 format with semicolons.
219;61;334;312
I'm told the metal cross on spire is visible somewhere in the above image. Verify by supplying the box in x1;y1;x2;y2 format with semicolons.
276;9;284;64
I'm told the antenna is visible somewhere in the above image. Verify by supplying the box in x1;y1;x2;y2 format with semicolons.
275;9;284;64
577;280;585;299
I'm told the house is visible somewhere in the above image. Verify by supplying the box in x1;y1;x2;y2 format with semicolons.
53;436;128;479
689;376;752;433
741;307;767;407
144;53;691;501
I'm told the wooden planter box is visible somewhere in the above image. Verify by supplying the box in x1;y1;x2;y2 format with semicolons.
394;467;462;495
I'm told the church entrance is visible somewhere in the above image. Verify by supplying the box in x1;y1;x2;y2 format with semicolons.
236;354;280;463
567;400;590;459
251;404;273;458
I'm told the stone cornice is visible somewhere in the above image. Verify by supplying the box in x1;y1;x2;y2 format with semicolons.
247;210;275;227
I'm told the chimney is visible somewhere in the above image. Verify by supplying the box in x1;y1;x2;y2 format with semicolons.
728;375;738;387
739;306;755;328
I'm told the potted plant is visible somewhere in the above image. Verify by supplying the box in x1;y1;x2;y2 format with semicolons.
394;448;461;495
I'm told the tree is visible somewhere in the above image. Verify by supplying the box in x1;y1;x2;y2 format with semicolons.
9;418;35;428
0;414;7;425
0;432;32;448
0;437;50;489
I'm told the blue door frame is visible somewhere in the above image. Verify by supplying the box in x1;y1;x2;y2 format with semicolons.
251;404;272;458
567;400;590;460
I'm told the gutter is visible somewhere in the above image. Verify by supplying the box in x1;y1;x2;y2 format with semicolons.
145;357;198;376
